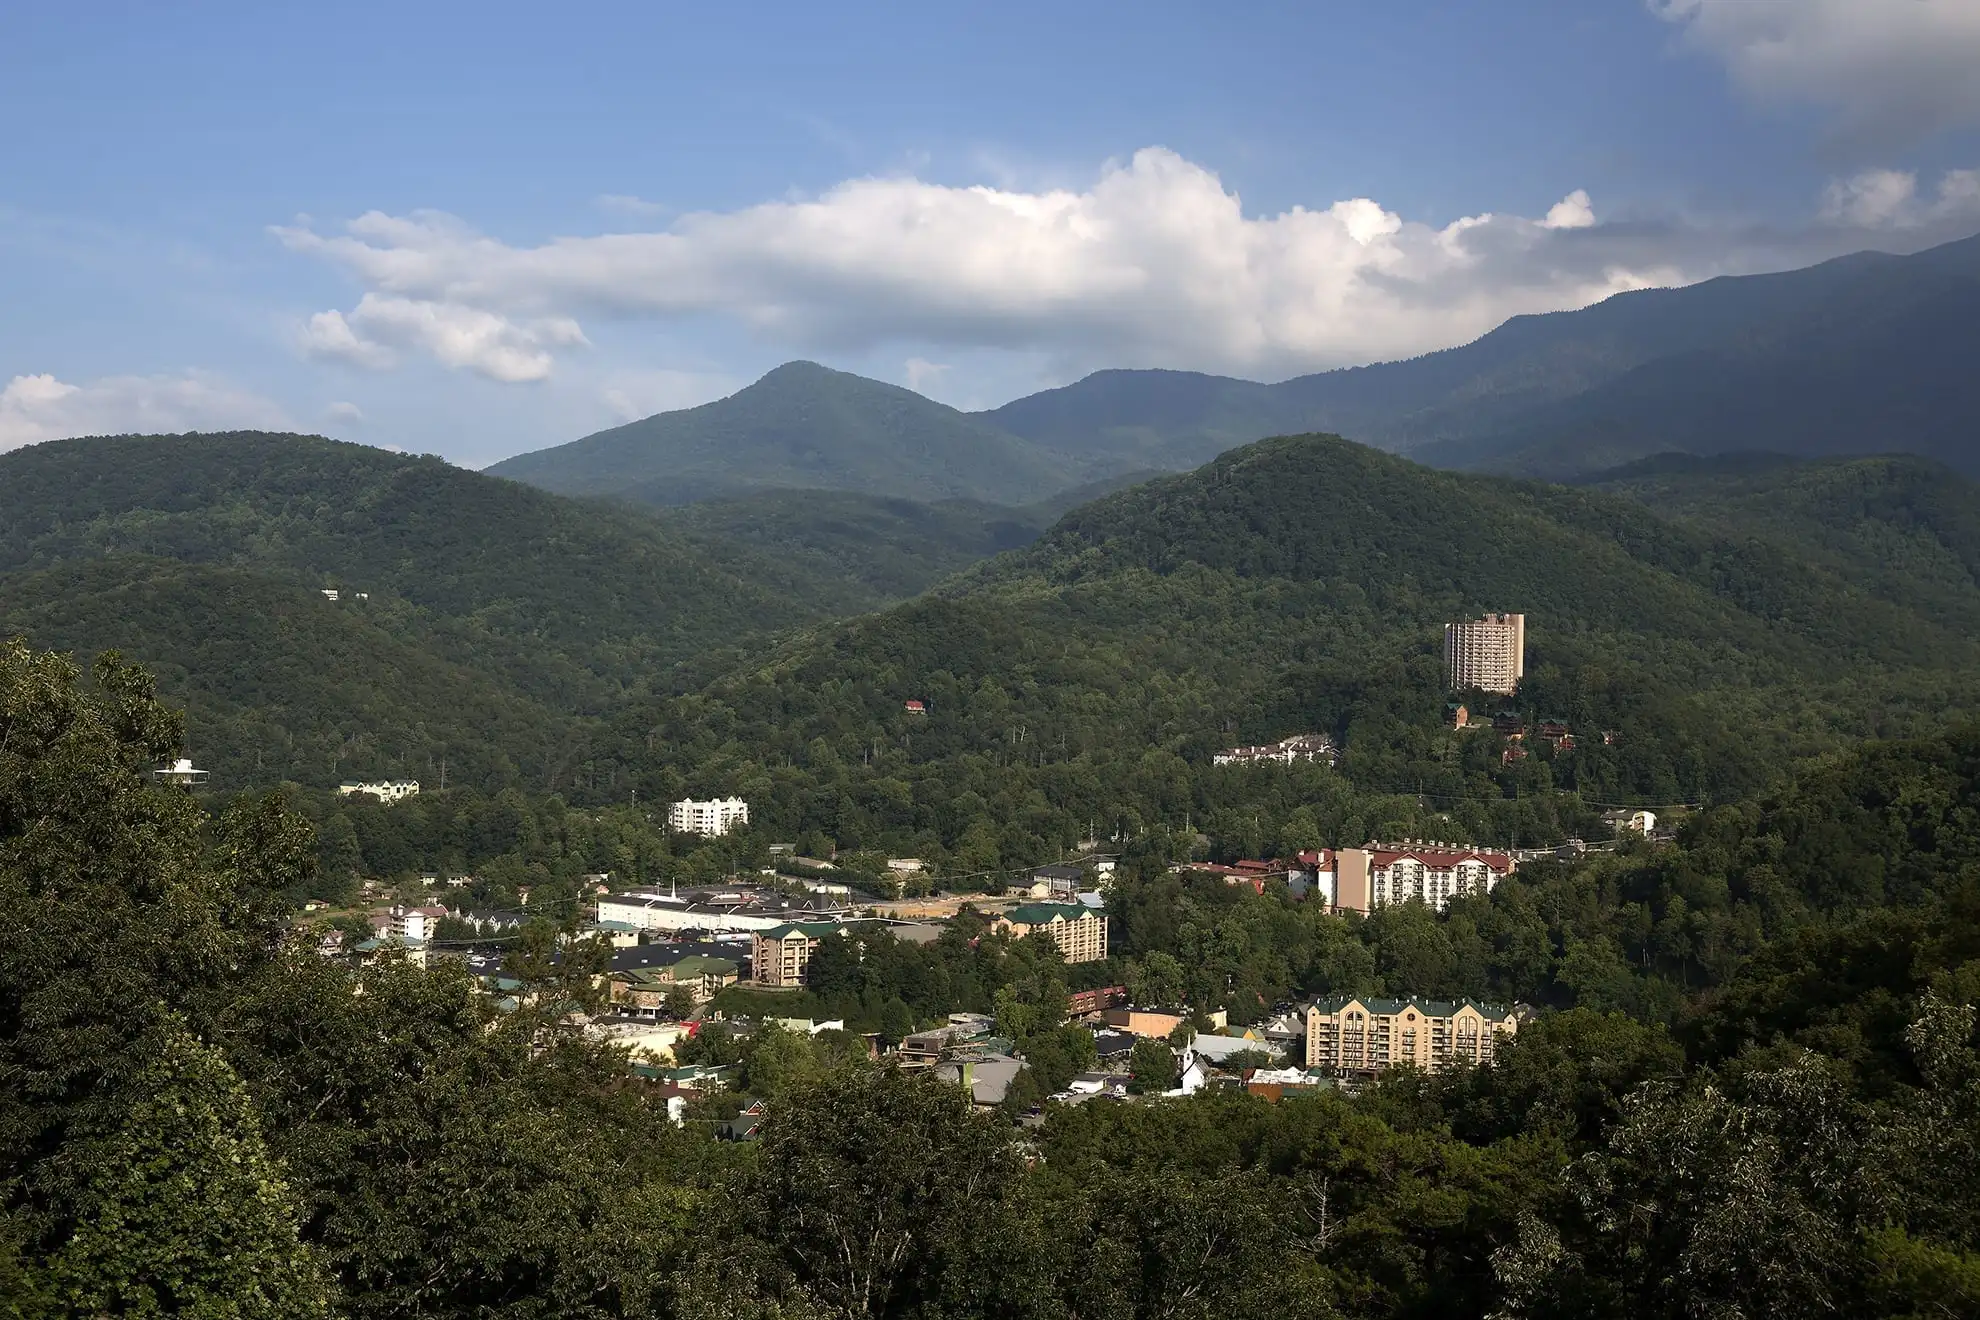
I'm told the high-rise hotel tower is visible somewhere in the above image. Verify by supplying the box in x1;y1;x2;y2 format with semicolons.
1444;612;1525;695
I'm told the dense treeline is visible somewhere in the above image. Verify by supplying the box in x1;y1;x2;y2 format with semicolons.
0;432;901;792
4;643;1978;1317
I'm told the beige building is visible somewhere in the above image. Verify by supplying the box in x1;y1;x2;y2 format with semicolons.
992;903;1109;963
751;921;843;987
1444;612;1525;695
1305;996;1518;1077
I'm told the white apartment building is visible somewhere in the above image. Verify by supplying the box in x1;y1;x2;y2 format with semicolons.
1444;612;1525;695
338;779;420;803
666;797;750;836
1294;842;1514;914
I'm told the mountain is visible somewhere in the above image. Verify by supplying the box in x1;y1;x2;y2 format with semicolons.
661;490;1047;609
487;360;1084;506
1582;451;1980;636
0;431;872;790
982;231;1980;479
606;432;1980;850
655;471;1165;608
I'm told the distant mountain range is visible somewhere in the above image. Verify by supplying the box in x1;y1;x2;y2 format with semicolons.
490;230;1980;500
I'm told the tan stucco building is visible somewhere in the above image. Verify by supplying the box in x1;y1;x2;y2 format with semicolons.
992;903;1109;963
1305;996;1518;1077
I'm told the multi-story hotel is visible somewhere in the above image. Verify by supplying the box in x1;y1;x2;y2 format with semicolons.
1292;843;1514;913
992;903;1109;963
1305;995;1519;1077
1444;612;1525;695
666;797;750;836
751;921;845;986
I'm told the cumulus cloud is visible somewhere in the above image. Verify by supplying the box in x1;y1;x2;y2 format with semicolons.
1655;0;1980;149
296;291;586;382
277;147;1980;387
325;400;366;424
0;372;292;452
1822;167;1980;229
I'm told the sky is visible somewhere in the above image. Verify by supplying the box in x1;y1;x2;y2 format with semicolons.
3;0;1979;468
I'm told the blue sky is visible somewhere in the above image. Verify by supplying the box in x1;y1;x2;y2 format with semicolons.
3;0;1978;466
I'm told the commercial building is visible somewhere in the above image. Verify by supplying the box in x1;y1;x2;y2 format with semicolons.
1444;612;1526;695
992;903;1109;963
667;797;750;836
751;921;846;987
1305;996;1519;1077
597;886;853;934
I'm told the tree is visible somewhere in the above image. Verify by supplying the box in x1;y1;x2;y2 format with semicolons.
663;984;697;1020
1128;1039;1177;1095
35;1021;334;1317
740;1066;1040;1319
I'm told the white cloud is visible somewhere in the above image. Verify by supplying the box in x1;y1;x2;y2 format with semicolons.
1542;189;1597;230
1821;166;1980;229
904;357;951;393
325;400;366;424
0;372;292;452
1654;0;1980;148
300;308;394;369
295;291;587;382
276;147;1980;388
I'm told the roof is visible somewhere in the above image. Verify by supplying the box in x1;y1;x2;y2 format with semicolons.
1188;1034;1285;1062
1370;846;1513;870
663;954;740;977
1031;864;1086;881
1001;903;1098;926
1308;995;1515;1020
756;920;848;940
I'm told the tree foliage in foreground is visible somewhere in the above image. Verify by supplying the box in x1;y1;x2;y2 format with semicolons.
2;640;1979;1318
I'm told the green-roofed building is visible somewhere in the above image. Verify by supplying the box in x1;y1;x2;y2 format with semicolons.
752;920;853;987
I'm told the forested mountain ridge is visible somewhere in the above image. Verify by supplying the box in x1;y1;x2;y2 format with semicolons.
488;360;1085;506
0;431;881;789
594;432;1980;872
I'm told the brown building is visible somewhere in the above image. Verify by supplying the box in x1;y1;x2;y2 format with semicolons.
1305;996;1518;1078
750;921;845;987
992;903;1109;963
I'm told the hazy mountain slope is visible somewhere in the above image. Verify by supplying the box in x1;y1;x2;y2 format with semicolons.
1440;269;1980;476
977;232;1980;476
488;361;1082;505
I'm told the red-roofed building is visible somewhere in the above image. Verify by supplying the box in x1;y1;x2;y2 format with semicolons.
1297;843;1513;915
903;700;927;715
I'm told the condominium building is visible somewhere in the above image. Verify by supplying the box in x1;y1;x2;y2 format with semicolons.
1293;842;1514;914
667;797;750;836
1444;612;1526;695
1305;996;1519;1077
751;921;844;987
338;779;420;803
992;903;1109;964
